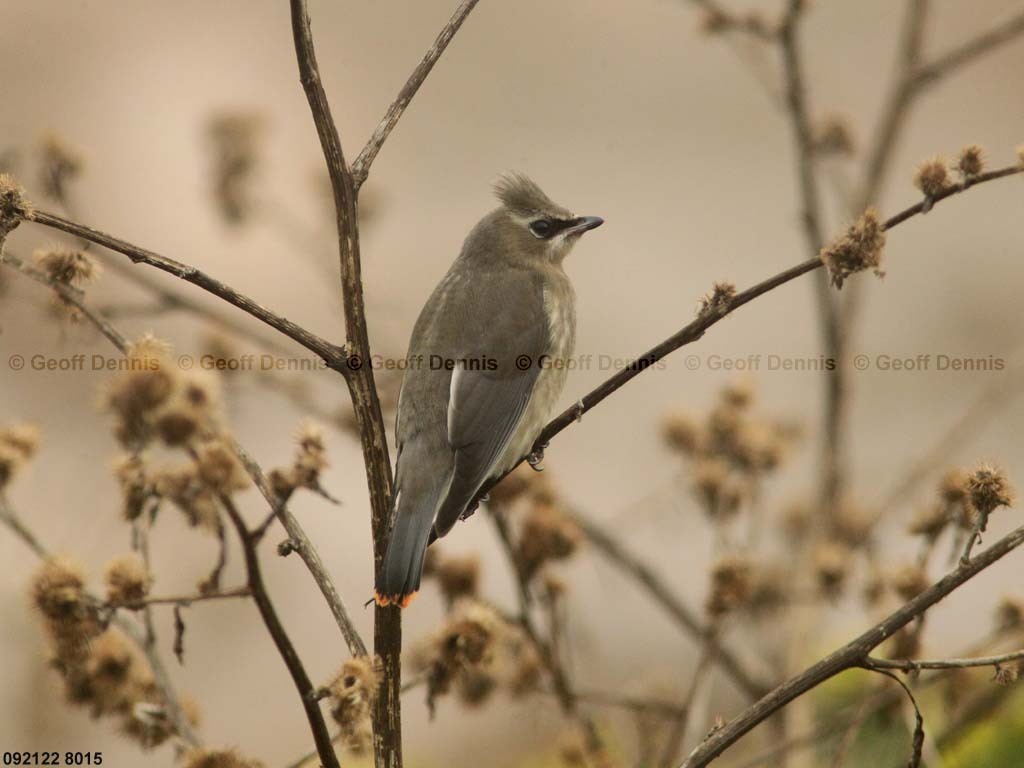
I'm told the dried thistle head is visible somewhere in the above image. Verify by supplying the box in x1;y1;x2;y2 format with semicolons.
890;564;929;601
697;281;736;318
38;133;84;201
814;114;856;156
434;554;481;604
103;554;151;604
830;499;875;549
0;173;32;238
206;111;266;225
955;144;986;180
195;438;250;494
820;208;886;289
412;599;504;714
113;453;153;521
698;8;731;35
914;156;951;198
31;556;101;660
269;421;329;497
181;748;266;768
813;541;851;598
994;662;1020;686
153;464;221;532
994;596;1024;631
692;458;744;521
0;437;29;476
706;555;754;617
780;502;811;542
33;246;101;286
518;502;582;577
102;335;177;448
662;411;705;456
82;628;141;715
908;503;949;540
326;655;382;755
0;422;40;460
966;465;1014;517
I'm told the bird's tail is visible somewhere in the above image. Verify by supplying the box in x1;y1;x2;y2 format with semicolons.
374;473;444;608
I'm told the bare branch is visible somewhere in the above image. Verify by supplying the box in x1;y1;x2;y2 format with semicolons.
106;586;252;610
866;648;1024;672
352;0;482;185
219;493;340;768
24;209;347;371
566;507;772;700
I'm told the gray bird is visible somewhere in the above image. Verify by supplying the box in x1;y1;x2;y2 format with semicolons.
375;174;603;607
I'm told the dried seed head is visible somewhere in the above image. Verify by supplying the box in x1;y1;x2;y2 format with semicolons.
662;411;704;456
967;465;1014;516
814;114;856;156
955;144;986;179
181;748;266;768
103;336;177;447
0;173;32;238
103;554;151;604
994;663;1020;686
326;655;382;755
862;568;887;608
698;8;731;35
813;542;851;597
487;463;536;506
908;503;949;540
82;629;141;715
518;502;582;577
706;555;754;617
206;111;266;225
830;500;875;549
33;246;100;285
820;208;886;289
153;464;221;532
113;453;152;521
195;439;250;493
890;564;929;601
697;281;736;317
692;459;744;520
780;502;811;542
31;556;101;659
0;422;40;460
434;554;481;603
914;156;951;198
994;596;1024;631
38;134;84;200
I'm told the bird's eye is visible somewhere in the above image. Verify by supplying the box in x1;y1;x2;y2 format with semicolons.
529;219;553;238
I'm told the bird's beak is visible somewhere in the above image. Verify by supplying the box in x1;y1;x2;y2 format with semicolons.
565;216;604;237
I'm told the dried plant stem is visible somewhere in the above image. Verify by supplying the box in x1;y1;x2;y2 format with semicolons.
25;209;346;370
680;522;1024;767
0;494;201;747
288;3;400;764
567;507;771;699
489;506;606;763
219;494;340;768
865;648;1024;672
107;586;252;609
660;624;720;768
352;0;482;185
228;439;369;658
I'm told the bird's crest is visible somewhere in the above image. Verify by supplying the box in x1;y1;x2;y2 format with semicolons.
494;172;570;218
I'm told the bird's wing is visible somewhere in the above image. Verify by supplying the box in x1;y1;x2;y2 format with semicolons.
434;273;548;536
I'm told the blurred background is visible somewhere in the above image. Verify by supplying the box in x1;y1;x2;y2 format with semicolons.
2;0;1024;765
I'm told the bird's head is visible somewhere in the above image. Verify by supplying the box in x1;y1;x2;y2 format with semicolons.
489;172;604;264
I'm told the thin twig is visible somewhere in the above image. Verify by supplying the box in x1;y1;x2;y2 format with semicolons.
567;506;771;700
106;586;252;610
24;209;347;371
218;493;341;768
352;0;482;185
865;648;1024;672
489;505;607;762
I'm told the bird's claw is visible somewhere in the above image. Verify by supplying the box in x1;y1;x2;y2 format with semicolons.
527;442;549;471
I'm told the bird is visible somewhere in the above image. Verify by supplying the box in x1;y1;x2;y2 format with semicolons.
374;173;604;608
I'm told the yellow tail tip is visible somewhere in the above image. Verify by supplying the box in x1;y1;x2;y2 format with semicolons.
374;590;418;609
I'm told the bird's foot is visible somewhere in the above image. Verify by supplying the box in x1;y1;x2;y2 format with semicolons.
527;442;549;471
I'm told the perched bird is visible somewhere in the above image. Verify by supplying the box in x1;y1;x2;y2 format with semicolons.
375;174;603;607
